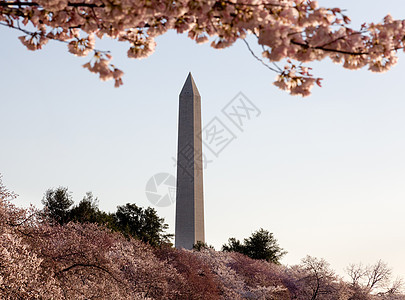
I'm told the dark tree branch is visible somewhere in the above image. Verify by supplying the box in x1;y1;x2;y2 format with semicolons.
242;38;280;73
291;39;369;55
0;1;105;8
58;263;121;283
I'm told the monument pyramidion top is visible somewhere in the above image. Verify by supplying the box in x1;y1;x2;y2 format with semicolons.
180;72;200;97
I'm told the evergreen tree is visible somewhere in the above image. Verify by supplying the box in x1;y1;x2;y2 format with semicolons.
113;203;173;247
41;187;73;225
69;192;115;227
222;228;286;264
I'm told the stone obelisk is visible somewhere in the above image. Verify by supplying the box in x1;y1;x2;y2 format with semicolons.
175;73;205;249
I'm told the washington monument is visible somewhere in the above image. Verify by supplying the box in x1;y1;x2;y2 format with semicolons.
175;73;205;250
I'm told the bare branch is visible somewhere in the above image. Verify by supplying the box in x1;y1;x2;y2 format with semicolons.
366;260;391;290
346;263;367;286
242;38;280;73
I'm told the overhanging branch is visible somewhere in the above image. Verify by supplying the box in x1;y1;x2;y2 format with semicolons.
0;1;105;8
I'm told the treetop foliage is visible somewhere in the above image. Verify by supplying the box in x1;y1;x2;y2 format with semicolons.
41;187;74;225
193;240;215;251
114;203;173;246
41;186;172;247
222;228;287;264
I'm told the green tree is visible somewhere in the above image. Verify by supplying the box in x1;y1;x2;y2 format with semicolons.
69;192;99;223
222;238;245;254
222;228;286;264
69;192;114;226
244;229;287;263
192;241;215;251
113;203;172;247
41;187;73;225
41;187;171;247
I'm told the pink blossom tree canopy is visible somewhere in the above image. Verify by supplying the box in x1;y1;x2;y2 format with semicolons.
2;0;404;96
1;174;404;299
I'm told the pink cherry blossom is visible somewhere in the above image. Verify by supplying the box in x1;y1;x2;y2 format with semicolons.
1;174;404;298
2;0;405;95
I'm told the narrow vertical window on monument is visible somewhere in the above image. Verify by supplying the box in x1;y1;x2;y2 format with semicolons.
175;73;205;250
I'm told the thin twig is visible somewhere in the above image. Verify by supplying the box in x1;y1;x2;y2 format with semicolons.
242;38;280;73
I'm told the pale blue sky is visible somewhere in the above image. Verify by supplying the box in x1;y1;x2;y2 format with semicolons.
1;1;405;279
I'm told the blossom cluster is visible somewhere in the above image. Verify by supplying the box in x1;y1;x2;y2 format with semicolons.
1;174;404;299
1;0;404;95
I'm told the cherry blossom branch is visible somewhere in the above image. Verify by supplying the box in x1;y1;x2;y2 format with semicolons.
0;1;39;6
6;212;36;227
0;21;123;87
0;21;110;55
1;0;403;96
0;1;105;8
317;30;367;49
290;40;369;56
60;263;110;274
223;0;294;8
291;38;405;56
58;263;122;283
